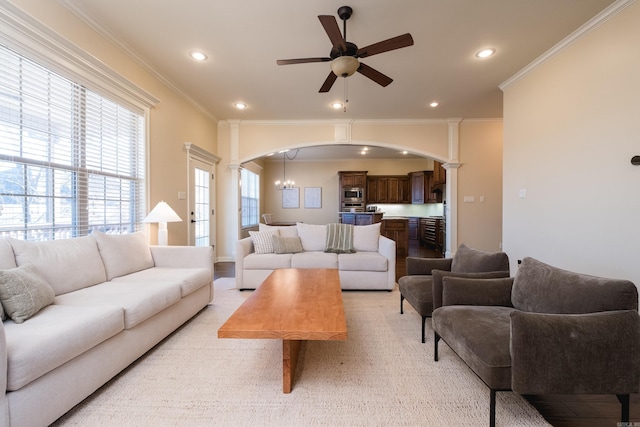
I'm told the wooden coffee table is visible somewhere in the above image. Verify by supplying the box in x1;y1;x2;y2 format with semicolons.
218;268;347;393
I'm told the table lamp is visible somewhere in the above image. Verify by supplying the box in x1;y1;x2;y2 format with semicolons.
143;201;182;245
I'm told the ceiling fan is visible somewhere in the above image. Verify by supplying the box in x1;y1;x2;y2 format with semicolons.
277;6;414;93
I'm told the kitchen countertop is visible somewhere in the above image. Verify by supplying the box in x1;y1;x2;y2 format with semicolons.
339;211;384;214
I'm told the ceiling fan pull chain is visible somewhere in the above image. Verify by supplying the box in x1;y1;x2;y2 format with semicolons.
343;78;349;112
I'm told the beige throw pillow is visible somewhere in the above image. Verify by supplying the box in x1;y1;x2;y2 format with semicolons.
272;236;304;254
0;263;55;323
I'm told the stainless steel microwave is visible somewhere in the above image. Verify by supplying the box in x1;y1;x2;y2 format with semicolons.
343;187;364;201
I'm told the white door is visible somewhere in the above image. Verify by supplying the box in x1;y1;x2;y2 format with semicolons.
189;158;214;247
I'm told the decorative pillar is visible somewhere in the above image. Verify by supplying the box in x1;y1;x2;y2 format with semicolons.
227;120;241;240
444;118;462;258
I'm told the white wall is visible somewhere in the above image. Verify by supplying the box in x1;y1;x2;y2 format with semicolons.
502;2;640;288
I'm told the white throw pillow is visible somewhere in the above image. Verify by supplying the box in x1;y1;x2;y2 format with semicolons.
93;231;154;280
249;229;279;254
296;222;327;252
353;223;381;252
9;236;107;295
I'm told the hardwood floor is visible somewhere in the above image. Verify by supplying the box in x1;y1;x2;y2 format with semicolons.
213;241;639;426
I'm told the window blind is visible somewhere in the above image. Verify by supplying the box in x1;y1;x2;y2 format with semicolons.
0;44;145;241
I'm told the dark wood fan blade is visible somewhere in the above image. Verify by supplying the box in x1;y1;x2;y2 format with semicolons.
356;33;414;58
319;72;338;93
318;15;346;53
277;57;331;65
357;63;393;87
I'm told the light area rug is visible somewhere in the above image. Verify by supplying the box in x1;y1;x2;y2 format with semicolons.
53;278;550;427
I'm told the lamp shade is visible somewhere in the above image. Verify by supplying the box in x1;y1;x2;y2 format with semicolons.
143;201;182;223
331;56;360;77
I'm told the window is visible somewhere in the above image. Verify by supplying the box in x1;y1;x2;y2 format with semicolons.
0;44;145;241
240;168;259;228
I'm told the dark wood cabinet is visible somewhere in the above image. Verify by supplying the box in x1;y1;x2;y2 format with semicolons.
433;161;446;186
411;171;442;204
382;218;409;256
408;217;419;241
367;175;410;204
339;171;367;188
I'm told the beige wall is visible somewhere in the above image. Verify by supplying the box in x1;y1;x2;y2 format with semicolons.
9;0;220;245
217;119;503;261
502;2;640;287
458;120;504;251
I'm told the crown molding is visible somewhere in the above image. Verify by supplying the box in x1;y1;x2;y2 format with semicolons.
500;0;636;90
0;1;159;111
58;0;217;121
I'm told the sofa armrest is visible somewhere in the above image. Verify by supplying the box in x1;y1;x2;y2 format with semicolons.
510;310;640;395
235;237;254;289
441;276;514;307
433;270;511;310
149;245;214;278
378;236;396;289
406;257;452;276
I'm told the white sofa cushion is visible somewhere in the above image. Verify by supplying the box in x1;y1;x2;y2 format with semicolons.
9;236;107;295
291;252;338;269
259;224;298;237
93;231;154;280
54;281;181;329
0;264;55;323
353;223;381;252
244;253;292;270
0;238;16;269
338;252;388;272
112;267;211;297
296;223;327;252
3;304;124;391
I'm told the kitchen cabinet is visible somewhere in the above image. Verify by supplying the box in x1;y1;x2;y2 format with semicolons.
382;218;409;256
339;171;367;188
408;217;419;241
432;161;446;186
339;213;382;225
367;175;410;204
410;171;441;204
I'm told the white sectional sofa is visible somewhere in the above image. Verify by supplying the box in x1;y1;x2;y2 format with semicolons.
0;232;213;427
235;222;396;290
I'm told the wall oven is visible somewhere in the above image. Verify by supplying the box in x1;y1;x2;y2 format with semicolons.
342;202;365;212
343;187;364;201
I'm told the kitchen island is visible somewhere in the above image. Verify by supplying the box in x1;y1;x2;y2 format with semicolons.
339;212;383;225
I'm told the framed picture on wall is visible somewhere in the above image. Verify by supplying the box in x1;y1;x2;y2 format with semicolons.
304;187;322;209
282;188;299;209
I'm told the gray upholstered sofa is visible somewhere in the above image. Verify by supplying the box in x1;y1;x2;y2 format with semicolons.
0;232;213;427
432;256;640;427
235;222;396;290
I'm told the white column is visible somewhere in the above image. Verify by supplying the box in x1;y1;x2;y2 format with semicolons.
444;118;462;258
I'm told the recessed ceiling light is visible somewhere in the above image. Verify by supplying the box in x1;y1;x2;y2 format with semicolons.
331;102;343;110
429;101;439;108
189;51;208;61
476;48;495;59
401;151;408;155
234;102;247;110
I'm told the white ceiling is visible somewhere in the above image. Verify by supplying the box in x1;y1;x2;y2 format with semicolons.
61;0;615;123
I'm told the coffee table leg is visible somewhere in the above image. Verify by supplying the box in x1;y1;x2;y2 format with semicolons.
283;339;303;393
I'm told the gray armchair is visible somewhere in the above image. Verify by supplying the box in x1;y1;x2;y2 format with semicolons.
432;257;640;427
398;244;510;342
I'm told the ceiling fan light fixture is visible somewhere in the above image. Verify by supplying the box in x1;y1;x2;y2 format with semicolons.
330;56;360;77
